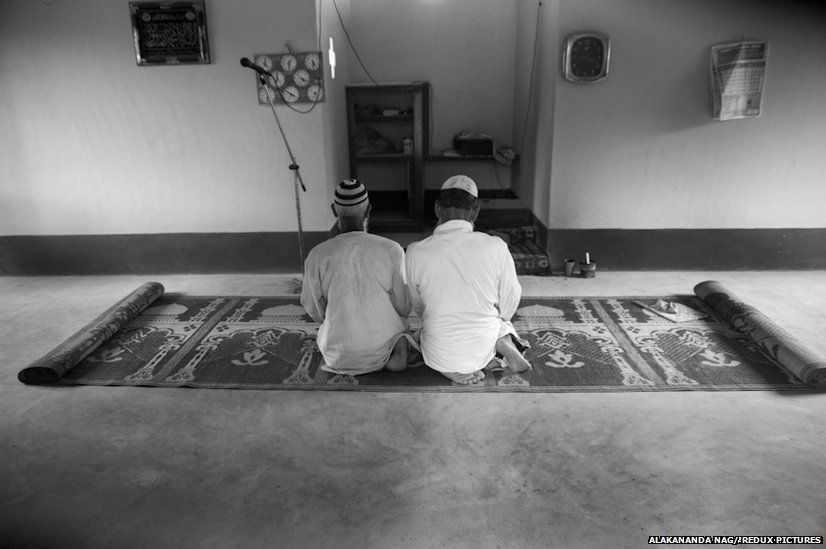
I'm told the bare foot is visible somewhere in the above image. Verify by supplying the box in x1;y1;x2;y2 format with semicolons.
442;370;486;385
496;334;532;374
406;350;425;368
503;355;532;374
484;357;504;372
385;337;408;372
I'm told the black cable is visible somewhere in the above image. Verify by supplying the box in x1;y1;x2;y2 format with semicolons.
520;1;542;153
331;0;378;84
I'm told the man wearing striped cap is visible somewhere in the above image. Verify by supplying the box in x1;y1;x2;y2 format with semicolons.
301;179;414;376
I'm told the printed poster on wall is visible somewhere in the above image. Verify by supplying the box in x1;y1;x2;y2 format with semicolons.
710;41;768;121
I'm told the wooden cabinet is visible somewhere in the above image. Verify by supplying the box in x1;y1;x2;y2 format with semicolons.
346;82;429;230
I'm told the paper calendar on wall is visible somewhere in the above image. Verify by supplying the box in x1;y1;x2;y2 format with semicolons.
710;41;768;121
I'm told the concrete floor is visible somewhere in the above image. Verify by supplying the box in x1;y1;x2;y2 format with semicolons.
1;272;825;549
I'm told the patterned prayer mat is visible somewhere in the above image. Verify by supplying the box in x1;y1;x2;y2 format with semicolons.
19;286;822;392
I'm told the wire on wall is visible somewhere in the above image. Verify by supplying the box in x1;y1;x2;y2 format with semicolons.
317;0;323;53
330;0;379;84
519;1;542;153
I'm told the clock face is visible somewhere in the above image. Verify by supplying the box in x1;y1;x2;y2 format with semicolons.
564;32;610;83
258;86;277;104
255;54;273;72
306;84;323;102
571;37;604;77
271;70;286;88
281;85;300;103
304;53;320;70
293;69;311;87
280;54;297;72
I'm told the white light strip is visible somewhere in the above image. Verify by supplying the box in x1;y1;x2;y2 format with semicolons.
328;37;336;79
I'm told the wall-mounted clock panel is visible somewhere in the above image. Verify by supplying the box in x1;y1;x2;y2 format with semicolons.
253;51;325;105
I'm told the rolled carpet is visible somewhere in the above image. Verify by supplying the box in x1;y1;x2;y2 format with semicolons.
694;280;826;387
18;282;165;384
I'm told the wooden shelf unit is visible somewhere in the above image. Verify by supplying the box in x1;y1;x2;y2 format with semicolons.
346;82;430;227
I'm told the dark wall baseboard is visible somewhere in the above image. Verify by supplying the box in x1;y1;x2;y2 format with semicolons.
3;228;825;275
544;228;826;270
0;232;329;275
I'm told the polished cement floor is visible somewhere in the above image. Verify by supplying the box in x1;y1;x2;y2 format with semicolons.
1;272;825;549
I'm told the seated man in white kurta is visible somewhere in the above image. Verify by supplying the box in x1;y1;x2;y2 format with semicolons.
301;179;413;375
405;175;531;385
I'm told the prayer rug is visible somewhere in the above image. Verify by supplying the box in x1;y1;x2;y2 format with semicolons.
18;282;825;392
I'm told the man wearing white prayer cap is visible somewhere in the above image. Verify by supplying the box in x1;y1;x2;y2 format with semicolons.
405;175;530;384
301;179;415;375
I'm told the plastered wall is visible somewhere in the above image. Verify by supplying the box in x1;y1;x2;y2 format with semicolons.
3;0;825;239
0;0;341;235
515;0;826;230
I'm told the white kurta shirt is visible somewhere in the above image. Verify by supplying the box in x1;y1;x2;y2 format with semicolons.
405;219;522;374
301;231;411;375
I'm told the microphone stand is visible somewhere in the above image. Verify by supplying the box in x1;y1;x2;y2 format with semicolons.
257;72;308;271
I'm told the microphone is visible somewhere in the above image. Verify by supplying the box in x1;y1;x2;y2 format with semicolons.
240;57;271;76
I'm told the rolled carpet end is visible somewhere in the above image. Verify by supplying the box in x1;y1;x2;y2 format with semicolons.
17;366;60;385
804;369;826;388
17;282;165;385
694;280;826;387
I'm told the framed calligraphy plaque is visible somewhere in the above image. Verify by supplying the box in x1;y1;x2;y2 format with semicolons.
129;1;210;65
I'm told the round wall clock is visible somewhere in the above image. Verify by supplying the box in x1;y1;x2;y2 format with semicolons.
563;32;610;83
280;54;298;72
306;84;324;102
293;69;311;87
281;85;300;103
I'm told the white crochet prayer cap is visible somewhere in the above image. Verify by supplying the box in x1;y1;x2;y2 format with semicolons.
441;174;478;198
333;178;369;215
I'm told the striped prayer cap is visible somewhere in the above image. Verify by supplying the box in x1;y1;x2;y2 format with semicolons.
334;178;369;208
